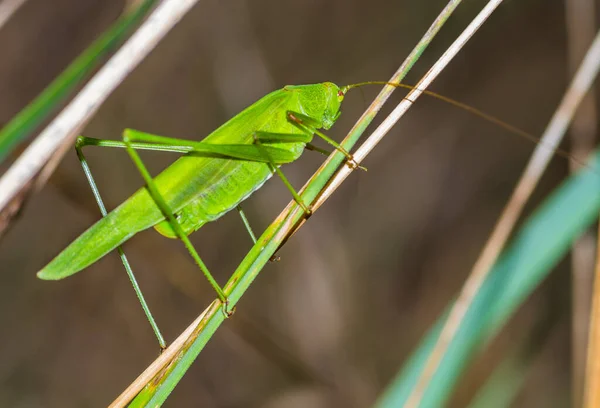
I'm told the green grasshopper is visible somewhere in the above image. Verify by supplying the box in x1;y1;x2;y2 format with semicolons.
38;82;363;349
37;80;565;349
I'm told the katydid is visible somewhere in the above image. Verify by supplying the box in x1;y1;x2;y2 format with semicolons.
36;80;574;349
38;82;358;348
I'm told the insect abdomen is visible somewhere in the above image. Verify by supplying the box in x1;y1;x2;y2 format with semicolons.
154;160;274;239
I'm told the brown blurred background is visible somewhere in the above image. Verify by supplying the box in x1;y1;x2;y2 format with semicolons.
0;0;591;406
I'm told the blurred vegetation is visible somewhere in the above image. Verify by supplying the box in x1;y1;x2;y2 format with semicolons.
0;0;155;163
0;0;592;406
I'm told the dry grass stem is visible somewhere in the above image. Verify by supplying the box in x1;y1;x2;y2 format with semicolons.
406;27;600;407
313;0;505;212
0;0;27;31
0;0;200;216
584;224;600;408
566;0;598;404
109;305;212;408
286;0;464;238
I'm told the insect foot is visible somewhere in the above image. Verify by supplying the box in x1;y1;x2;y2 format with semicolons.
222;300;236;318
346;157;367;172
300;203;313;217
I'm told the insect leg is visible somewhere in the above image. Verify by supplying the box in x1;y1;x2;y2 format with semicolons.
121;132;234;317
76;134;293;162
236;205;280;262
305;143;332;157
75;136;166;349
76;131;305;317
86;128;314;219
286;111;366;171
252;133;312;216
236;205;257;245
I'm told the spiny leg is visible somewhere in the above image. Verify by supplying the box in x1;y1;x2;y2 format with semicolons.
75;136;166;349
286;111;366;171
120;131;234;317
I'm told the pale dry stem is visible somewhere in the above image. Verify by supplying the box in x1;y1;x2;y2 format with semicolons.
405;26;600;408
0;0;200;218
583;224;600;408
0;0;27;31
313;0;506;213
109;304;213;408
566;0;598;405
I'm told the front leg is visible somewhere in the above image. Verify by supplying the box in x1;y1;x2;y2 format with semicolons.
286;111;364;171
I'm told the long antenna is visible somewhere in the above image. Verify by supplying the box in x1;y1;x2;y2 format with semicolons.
342;81;592;170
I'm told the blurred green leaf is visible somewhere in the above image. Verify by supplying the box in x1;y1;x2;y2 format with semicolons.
467;352;527;408
376;150;600;407
0;0;157;163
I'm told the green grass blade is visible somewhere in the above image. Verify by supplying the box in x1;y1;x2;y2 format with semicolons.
0;0;157;163
126;304;226;408
375;150;600;408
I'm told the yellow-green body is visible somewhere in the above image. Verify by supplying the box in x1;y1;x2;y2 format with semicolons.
39;82;344;279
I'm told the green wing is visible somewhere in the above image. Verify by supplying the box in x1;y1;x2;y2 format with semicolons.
38;188;163;280
38;87;308;280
